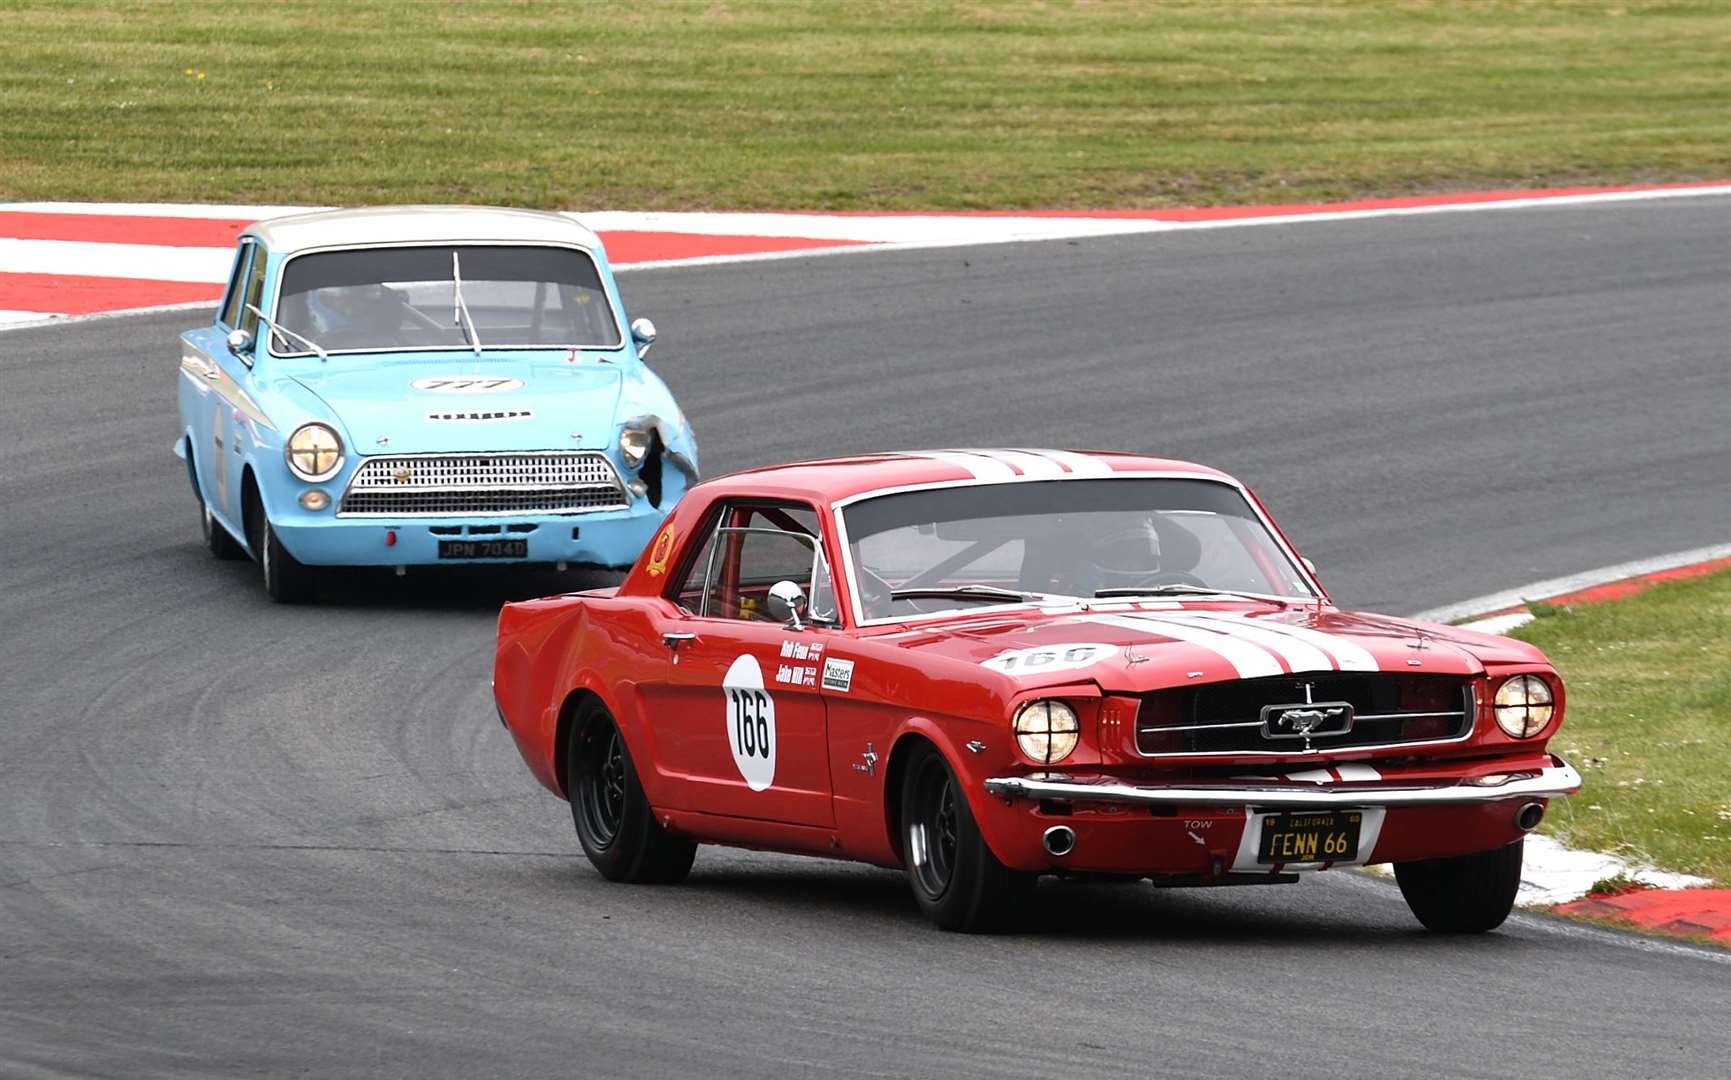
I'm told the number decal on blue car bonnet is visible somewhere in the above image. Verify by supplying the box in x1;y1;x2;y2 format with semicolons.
409;376;525;393
723;654;777;791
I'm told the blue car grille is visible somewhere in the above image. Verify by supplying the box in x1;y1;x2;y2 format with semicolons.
337;452;629;517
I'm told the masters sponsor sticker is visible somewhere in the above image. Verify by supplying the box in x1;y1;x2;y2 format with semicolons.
821;657;855;693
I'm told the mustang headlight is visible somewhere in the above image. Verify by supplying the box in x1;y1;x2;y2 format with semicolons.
619;426;652;469
284;423;344;483
1013;700;1080;765
1493;674;1554;739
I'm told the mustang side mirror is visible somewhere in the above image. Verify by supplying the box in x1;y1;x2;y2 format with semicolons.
1301;556;1318;576
226;328;254;356
766;580;809;630
630;317;657;359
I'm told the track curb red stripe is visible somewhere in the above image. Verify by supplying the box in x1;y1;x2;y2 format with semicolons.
7;180;1731;326
1415;548;1731;947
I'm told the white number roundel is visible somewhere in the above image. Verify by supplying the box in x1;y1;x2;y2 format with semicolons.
723;654;776;791
981;643;1116;676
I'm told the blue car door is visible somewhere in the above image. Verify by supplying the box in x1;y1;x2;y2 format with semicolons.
184;239;266;537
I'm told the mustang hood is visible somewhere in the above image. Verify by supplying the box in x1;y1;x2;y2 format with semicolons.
878;604;1503;692
289;355;624;455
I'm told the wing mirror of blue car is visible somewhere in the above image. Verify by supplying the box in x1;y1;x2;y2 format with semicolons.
767;580;809;630
630;317;657;359
226;328;254;356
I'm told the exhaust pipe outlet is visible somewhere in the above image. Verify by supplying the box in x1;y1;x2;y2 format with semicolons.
1515;802;1545;832
1042;825;1076;858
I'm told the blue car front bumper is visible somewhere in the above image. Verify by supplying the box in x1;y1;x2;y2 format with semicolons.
271;501;665;569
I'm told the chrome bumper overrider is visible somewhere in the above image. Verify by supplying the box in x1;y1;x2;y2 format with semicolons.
984;756;1582;809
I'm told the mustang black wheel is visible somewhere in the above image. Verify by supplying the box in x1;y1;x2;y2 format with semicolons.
201;499;245;561
259;516;316;605
567;700;695;884
1394;838;1524;933
901;743;1033;932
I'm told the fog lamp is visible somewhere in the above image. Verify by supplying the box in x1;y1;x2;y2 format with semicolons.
298;490;330;511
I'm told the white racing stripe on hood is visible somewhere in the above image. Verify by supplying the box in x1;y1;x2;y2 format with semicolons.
1031;449;1113;476
1158;612;1334;673
909;450;1016;481
1091;614;1283;680
983;449;1064;478
1187;612;1380;672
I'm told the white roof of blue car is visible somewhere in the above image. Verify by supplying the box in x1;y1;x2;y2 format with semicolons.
245;205;604;256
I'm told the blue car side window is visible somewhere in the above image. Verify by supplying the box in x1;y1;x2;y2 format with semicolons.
219;241;253;329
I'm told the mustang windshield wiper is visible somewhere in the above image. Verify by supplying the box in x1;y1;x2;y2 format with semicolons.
1093;584;1283;603
890;585;1038;605
452;251;483;356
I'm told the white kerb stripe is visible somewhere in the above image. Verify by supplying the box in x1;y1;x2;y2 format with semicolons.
982;449;1064;478
1028;449;1114;477
1092;614;1283;680
1163;613;1334;673
908;450;1016;481
1212;615;1381;672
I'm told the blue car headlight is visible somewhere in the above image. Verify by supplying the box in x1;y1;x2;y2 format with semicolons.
285;422;344;483
619;426;651;469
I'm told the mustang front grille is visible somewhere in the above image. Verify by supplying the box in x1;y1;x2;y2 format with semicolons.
337;452;628;517
1135;673;1474;757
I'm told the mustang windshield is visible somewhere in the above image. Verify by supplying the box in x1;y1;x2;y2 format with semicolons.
272;245;621;354
839;478;1316;621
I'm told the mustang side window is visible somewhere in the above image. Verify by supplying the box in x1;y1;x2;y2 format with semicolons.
672;504;836;624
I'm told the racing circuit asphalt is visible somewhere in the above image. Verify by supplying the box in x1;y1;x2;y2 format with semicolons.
4;194;1731;1079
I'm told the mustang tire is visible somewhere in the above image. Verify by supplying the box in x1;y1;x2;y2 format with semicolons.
568;701;696;884
1394;838;1524;933
257;514;316;605
901;743;1034;932
201;500;245;561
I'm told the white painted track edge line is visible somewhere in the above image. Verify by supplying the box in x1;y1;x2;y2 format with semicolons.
1332;870;1731;966
10;184;1731;332
1410;541;1731;623
0;299;215;334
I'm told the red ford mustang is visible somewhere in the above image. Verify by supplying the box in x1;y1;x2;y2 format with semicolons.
493;450;1580;932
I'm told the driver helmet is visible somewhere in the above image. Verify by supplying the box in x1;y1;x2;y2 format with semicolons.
306;284;402;339
1073;515;1163;593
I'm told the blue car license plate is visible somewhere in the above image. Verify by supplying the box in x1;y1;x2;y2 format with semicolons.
438;539;528;560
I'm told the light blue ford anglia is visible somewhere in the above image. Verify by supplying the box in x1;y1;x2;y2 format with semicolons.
175;206;698;602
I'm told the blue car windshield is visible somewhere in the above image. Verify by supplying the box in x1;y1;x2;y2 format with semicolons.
272;244;622;354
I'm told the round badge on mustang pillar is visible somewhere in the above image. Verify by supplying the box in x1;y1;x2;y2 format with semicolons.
645;523;676;576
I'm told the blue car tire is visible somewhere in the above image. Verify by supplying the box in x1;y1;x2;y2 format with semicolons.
201;498;245;562
254;509;316;605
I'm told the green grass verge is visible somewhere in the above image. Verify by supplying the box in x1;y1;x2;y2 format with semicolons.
3;1;1730;210
1513;569;1731;883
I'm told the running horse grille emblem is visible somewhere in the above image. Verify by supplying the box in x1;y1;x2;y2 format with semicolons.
1260;683;1356;750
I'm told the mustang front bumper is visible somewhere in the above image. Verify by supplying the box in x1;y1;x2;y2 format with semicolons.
971;755;1582;876
984;755;1581;809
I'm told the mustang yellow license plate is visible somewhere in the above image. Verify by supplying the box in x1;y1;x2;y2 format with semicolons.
1257;810;1362;864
